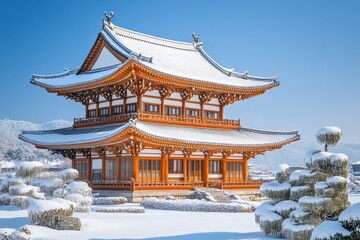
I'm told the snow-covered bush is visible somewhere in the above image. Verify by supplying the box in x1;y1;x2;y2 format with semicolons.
339;202;360;236
254;201;275;224
274;200;300;219
55;216;81;231
282;219;314;240
0;193;11;205
66;181;92;197
28;199;80;230
60;169;78;184
260;181;291;201
316;127;342;152
65;193;92;213
10;196;33;209
39;178;63;196
53;188;67;198
304;149;321;169
95;206;145;213
16;162;43;182
8;184;44;200
141;197;252;212
0;227;30;240
290;186;314;201
330;153;348;178
0;177;23;193
310;220;350;240
312;152;332;174
259;211;283;237
192;189;216;202
92;196;127;205
298;196;332;216
273;164;289;183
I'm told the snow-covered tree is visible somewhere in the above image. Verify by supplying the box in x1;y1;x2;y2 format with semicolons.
316;127;342;152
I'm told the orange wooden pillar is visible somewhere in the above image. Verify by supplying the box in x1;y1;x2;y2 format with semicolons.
116;155;121;180
88;157;92;181
164;154;169;181
133;155;139;181
161;98;165;116
204;154;209;187
85;104;89;118
222;155;227;182
101;155;106;181
243;158;248;181
72;158;75;169
183;157;187;182
161;152;166;181
181;99;186;118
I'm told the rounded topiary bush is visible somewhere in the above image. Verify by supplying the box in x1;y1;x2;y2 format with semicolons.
60;169;79;184
260;181;291;201
304;149;321;169
290;186;314;201
316;127;342;152
282;219;314;240
299;196;332;216
28;199;74;229
311;152;332;174
274;200;300;219
338;202;360;234
254;201;275;224
16;162;44;181
259;210;283;237
39;178;63;196
329;153;348;178
310;220;350;240
273;164;289;183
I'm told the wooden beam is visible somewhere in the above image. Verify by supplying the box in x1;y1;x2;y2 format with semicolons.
88;157;92;182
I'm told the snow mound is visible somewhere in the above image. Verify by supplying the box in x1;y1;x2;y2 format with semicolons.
93;197;127;205
304;149;321;166
339;202;360;230
140;197;252;212
273;164;289;175
94;206;145;213
28;199;71;213
310;220;350;240
274;200;300;218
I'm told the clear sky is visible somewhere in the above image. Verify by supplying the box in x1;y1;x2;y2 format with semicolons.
0;0;359;143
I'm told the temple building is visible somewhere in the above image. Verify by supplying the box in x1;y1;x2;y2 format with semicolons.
20;14;299;191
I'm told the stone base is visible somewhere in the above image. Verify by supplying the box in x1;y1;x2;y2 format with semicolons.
94;189;262;203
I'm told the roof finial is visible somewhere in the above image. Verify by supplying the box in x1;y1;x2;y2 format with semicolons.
192;33;200;44
104;11;114;25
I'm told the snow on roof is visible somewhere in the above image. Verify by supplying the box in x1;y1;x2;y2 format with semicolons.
31;23;278;90
19;120;299;148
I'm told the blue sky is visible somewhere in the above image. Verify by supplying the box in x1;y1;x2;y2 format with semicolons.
0;0;359;143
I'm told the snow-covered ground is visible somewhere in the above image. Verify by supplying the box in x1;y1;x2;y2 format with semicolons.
0;194;359;240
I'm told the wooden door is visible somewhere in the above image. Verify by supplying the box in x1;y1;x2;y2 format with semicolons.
187;159;203;182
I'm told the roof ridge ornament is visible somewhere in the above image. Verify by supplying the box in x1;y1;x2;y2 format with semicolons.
192;33;203;48
105;12;114;25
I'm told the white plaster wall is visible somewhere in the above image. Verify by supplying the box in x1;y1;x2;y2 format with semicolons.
185;102;200;109
99;102;109;108
169;92;181;100
91;47;121;70
203;105;220;111
127;97;137;104
88;103;96;110
144;90;160;97
112;99;123;105
92;159;102;169
164;99;182;107
142;97;161;104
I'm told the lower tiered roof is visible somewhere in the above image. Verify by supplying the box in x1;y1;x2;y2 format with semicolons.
19;119;299;151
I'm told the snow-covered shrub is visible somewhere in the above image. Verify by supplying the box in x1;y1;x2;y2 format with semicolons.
316;127;342;152
260;181;291;201
311;152;332;174
299;171;328;187
164;195;176;200
54;216;81;231
10;196;33;209
192;189;215;202
231;198;260;211
52;188;67;198
273;164;289;183
39;178;63;196
299;196;332;216
310;220;350;240
274;200;300;219
60;169;78;184
95;206;145;213
141;197;252;212
0;193;11;205
259;211;283;237
290;209;314;224
304;149;321;169
290;186;314;201
66;181;92;197
282;219;314;240
92;196;127;205
65;193;92;212
339;202;360;233
254;201;275;224
16;162;43;181
330;153;348;178
0;177;23;193
0;228;29;240
28;199;76;230
326;176;347;192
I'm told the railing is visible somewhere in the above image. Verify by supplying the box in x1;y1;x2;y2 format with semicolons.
74;112;240;129
88;179;262;191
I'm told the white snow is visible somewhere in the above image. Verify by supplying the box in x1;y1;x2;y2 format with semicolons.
0;204;275;240
304;149;321;165
298;196;331;204
274;200;300;212
260;181;291;192
272;164;289;175
28;199;71;213
259;210;282;222
291;186;311;192
311;151;331;162
310;220;350;240
326;176;347;184
339;202;360;222
314;181;328;190
316;126;342;136
289;208;310;219
330;153;348;163
18;161;43;170
282;219;314;232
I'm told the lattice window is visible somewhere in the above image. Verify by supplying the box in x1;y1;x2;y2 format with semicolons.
168;159;183;173
126;103;137;113
186;108;199;117
75;160;88;180
209;160;221;174
205;110;218;119
99;107;109;117
112;105;123;115
144;103;159;113
165;106;181;116
105;159;117;180
139;159;161;182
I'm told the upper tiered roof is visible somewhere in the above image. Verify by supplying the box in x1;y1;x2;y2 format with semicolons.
31;19;279;95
